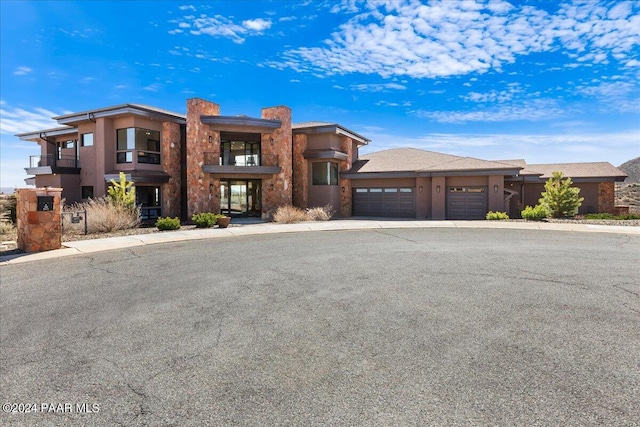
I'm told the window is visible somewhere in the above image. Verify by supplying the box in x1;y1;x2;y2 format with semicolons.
81;186;94;199
220;140;260;166
136;186;161;221
81;133;94;147
117;128;161;164
312;162;338;185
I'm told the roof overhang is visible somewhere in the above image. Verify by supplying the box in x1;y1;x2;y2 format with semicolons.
24;177;36;186
55;104;186;125
104;170;171;184
201;116;282;133
343;168;522;179
17;126;78;141
293;124;370;145
303;149;349;161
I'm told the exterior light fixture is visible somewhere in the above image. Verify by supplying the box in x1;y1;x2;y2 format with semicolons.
436;185;441;193
208;136;213;144
270;183;274;190
494;185;499;193
419;186;423;193
600;190;605;196
270;138;274;144
209;183;214;193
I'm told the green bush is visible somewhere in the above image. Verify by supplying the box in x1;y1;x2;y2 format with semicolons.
156;217;181;231
521;204;548;220
539;171;583;218
192;212;221;228
107;172;136;209
585;213;640;220
486;211;509;220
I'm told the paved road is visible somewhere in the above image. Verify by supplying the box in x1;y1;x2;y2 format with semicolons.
1;228;639;426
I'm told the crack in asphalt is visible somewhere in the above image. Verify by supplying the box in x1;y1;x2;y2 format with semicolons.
374;228;420;244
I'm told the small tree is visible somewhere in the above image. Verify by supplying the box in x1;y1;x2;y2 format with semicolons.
107;172;136;209
539;172;584;218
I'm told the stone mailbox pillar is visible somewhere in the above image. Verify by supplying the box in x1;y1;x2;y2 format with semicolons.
16;187;63;253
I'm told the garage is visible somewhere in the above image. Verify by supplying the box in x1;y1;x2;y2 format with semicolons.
353;188;415;218
447;187;488;219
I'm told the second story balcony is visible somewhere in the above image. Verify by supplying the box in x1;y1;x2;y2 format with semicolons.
25;154;81;175
202;152;281;175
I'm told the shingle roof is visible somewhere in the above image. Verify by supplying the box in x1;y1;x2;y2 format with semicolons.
354;148;520;173
525;162;627;179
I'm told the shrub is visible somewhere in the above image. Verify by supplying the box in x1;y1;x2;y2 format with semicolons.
585;213;640;220
486;211;509;220
65;197;140;234
539;171;584;218
192;212;221;228
107;172;136;209
273;205;308;223
521;204;548;220
0;195;17;224
156;216;181;231
306;204;334;221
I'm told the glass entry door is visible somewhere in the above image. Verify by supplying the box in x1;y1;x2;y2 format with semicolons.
220;179;262;217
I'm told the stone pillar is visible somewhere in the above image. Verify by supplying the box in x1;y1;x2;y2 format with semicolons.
16;187;62;253
339;136;354;217
186;98;220;218
598;182;615;214
162;121;182;218
261;106;292;220
292;133;308;209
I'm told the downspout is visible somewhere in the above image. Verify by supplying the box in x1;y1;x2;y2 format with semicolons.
87;112;96;122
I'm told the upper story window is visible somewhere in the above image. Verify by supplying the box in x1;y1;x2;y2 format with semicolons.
81;133;93;147
312;162;339;185
220;140;260;166
116;128;161;164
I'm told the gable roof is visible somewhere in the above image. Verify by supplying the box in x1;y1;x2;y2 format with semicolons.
525;162;627;180
349;148;521;175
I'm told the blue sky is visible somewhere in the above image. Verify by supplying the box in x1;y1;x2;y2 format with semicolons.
1;0;639;189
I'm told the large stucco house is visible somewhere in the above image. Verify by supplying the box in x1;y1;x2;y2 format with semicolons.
19;97;627;221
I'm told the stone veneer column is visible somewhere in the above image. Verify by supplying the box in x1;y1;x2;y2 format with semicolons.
261;106;292;220
598;181;615;213
339;136;354;217
292;133;308;209
16;187;62;253
162;121;181;218
186;98;220;218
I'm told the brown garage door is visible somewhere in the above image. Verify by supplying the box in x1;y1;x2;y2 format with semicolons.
447;187;487;219
353;188;415;218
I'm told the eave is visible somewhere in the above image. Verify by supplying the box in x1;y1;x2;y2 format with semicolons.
201;116;282;133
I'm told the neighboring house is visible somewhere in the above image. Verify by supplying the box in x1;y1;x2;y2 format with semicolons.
19;98;627;221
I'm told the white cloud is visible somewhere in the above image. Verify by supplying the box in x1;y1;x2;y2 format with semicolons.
173;13;272;44
0;104;61;134
417;99;570;123
179;5;196;11
350;82;406;92
143;83;161;92
271;0;640;79
242;18;271;32
279;16;297;22
13;66;32;76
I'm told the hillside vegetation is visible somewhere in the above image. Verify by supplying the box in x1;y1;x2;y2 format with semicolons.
616;157;640;213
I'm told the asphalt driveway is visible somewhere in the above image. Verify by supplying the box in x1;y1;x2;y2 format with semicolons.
1;228;639;426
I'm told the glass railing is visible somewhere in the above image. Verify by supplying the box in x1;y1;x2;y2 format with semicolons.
29;154;78;168
204;152;278;167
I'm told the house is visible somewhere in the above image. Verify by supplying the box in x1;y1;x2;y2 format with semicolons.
18;98;627;221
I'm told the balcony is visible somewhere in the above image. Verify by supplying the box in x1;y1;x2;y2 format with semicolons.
202;152;281;175
25;154;81;175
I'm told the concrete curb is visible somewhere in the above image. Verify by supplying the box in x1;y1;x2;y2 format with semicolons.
2;220;638;265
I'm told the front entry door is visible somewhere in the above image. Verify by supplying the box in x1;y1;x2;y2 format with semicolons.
220;180;262;217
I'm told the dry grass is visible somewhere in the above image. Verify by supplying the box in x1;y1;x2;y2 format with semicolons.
306;204;335;221
273;205;309;223
64;197;140;234
273;204;334;223
616;183;640;214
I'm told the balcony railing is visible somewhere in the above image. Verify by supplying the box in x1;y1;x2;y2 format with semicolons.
29;154;79;169
204;153;279;167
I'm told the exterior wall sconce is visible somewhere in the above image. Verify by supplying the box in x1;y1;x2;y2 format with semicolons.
436;185;441;193
208;136;213;144
600;190;605;196
342;186;346;193
270;138;274;144
419;186;423;193
209;183;214;193
269;183;274;191
494;185;499;193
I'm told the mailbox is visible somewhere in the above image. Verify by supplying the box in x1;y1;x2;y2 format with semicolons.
37;196;54;211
